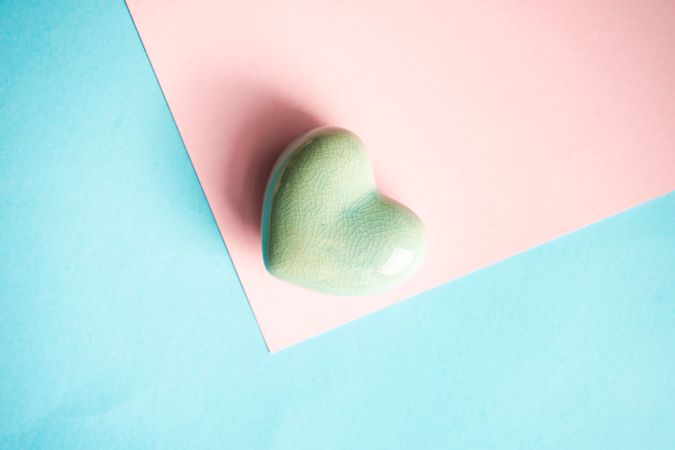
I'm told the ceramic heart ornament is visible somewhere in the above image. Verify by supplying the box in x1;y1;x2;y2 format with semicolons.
261;127;427;295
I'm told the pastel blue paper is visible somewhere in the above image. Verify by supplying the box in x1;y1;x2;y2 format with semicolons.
1;1;674;449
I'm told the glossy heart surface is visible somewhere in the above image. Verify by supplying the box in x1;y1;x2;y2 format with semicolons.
262;127;426;295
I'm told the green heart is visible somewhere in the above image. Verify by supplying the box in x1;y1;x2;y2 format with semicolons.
261;127;427;295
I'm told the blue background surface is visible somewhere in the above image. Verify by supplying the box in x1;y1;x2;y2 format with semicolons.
1;1;674;448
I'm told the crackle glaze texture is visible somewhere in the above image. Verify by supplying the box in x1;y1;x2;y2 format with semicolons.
262;127;427;295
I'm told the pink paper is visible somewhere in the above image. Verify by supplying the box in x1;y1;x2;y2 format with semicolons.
127;0;675;351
